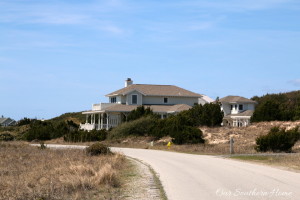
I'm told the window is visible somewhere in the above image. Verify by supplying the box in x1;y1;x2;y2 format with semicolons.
132;95;138;104
164;98;168;104
234;104;237;110
110;97;117;103
239;104;243;110
230;105;233;110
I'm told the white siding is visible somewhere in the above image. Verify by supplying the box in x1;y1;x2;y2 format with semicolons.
143;96;198;106
247;103;255;111
126;91;143;105
221;103;231;116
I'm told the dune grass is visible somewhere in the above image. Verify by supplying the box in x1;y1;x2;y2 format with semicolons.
0;142;126;200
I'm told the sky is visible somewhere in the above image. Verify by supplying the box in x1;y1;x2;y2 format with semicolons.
1;0;300;120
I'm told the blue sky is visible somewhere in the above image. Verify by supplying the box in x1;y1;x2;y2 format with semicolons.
1;0;300;120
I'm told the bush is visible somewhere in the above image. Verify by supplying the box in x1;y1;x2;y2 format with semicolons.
0;133;15;141
127;106;159;121
109;116;158;139
86;143;111;156
171;126;205;145
23;120;80;141
255;127;300;152
64;129;107;142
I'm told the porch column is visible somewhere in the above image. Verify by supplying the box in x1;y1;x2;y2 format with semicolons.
93;114;96;124
98;113;101;130
100;113;103;129
106;113;109;130
86;114;88;123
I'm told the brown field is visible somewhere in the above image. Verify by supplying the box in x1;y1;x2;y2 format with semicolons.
0;142;126;200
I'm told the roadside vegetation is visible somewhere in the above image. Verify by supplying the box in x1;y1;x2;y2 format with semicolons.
0;142;125;200
110;103;222;144
251;90;300;122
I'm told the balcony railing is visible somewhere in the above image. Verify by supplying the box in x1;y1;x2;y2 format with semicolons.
92;103;115;111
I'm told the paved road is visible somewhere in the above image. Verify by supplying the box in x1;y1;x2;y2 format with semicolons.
113;148;300;200
32;144;300;200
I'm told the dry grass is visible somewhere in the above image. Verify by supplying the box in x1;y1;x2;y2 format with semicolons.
0;142;125;200
230;154;300;172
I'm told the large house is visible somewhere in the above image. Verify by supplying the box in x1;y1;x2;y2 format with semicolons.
80;78;210;131
0;117;16;127
219;96;257;127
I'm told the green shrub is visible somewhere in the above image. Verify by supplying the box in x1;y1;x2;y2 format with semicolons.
64;129;107;142
109;117;158;139
23;120;80;141
171;126;205;145
0;133;15;141
255;127;300;152
86;143;111;156
127;106;159;121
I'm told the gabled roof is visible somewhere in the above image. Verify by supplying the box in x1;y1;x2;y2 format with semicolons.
106;84;202;98
83;104;192;114
0;118;16;125
219;96;256;104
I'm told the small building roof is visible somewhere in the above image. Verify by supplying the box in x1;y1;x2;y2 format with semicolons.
219;96;256;104
106;84;202;98
0;118;16;125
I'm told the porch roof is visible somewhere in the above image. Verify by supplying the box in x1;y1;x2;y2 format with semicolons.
82;104;192;114
223;110;254;119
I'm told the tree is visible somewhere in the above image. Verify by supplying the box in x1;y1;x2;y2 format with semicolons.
251;100;282;122
127;106;158;121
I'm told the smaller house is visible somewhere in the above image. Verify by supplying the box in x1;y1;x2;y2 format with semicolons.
0;117;16;127
219;96;257;127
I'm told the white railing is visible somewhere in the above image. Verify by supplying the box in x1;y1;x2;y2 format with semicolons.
80;123;95;131
92;103;115;111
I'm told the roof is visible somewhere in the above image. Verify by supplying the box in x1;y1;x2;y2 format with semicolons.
0;118;15;125
83;104;192;114
219;96;256;104
201;95;214;103
224;110;254;119
106;84;202;98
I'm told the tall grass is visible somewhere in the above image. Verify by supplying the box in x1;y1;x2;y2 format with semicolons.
0;142;125;200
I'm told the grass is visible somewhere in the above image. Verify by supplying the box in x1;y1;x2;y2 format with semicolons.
0;141;126;200
229;154;300;171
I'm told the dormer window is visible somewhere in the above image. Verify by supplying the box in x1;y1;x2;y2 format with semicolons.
132;95;137;104
164;98;168;104
110;97;117;103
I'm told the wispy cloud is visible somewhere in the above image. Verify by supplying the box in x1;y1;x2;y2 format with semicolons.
179;0;293;12
0;0;129;36
288;79;300;86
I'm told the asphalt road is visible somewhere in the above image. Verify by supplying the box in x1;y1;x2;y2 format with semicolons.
113;148;300;200
32;144;300;200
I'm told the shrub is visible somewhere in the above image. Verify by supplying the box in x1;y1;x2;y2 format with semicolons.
109;116;158;139
171;126;205;145
23;120;80;141
18;117;36;126
86;143;111;156
0;132;15;141
64;129;107;142
127;106;159;121
255;127;300;152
